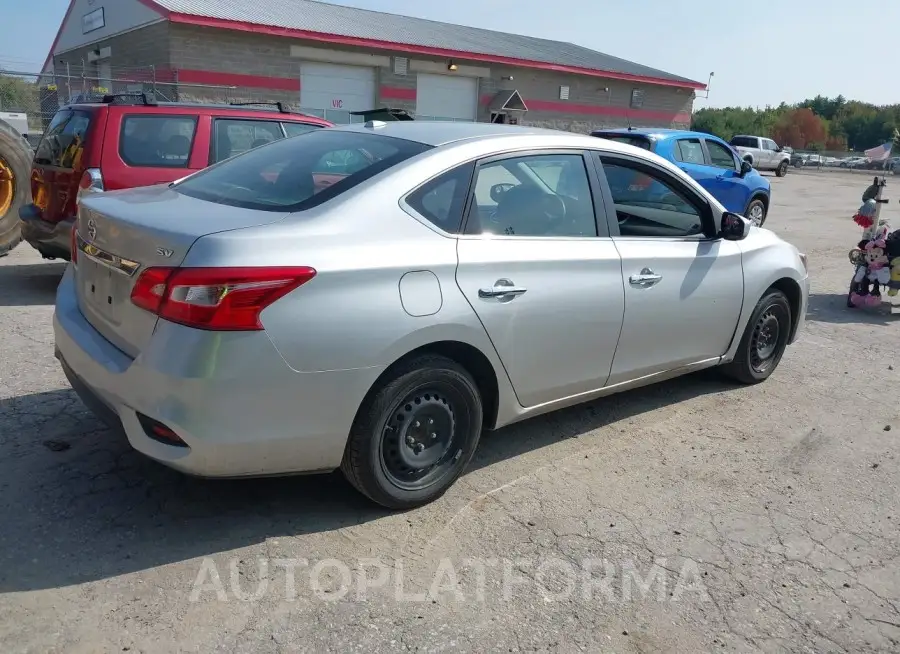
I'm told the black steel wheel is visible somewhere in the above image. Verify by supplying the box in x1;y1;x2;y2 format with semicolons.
722;290;792;384
341;355;483;509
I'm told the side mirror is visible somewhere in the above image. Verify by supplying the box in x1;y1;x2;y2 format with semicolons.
775;145;783;152
739;160;753;176
721;212;751;240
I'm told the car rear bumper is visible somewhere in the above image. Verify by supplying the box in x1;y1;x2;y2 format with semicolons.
53;266;383;478
19;204;73;260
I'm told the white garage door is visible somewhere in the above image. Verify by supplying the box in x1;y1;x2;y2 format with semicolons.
300;62;376;124
416;73;477;121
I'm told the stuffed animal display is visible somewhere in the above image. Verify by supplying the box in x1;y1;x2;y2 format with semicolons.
888;230;900;297
849;182;900;308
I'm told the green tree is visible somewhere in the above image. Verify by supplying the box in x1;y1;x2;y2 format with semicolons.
0;70;38;115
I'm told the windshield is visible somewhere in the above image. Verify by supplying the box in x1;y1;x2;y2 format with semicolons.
175;129;431;211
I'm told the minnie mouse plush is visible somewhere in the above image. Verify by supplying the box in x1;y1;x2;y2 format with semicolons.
851;237;891;306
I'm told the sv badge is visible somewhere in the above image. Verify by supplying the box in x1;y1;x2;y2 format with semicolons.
156;247;175;258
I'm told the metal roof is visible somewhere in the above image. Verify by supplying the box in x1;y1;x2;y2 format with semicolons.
151;0;703;88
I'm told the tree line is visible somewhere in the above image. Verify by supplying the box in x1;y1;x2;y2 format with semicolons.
692;95;900;153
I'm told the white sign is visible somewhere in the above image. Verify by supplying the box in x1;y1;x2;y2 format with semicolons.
82;7;105;34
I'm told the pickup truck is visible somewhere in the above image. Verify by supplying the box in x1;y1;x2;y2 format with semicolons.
729;135;792;177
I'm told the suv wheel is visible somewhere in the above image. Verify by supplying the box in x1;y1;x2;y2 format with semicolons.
746;198;767;227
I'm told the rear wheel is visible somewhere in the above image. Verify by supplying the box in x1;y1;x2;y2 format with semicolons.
0;119;31;257
341;355;483;509
776;161;788;177
721;290;792;384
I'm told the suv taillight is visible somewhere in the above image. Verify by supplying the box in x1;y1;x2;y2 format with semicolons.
130;267;317;331
77;168;104;202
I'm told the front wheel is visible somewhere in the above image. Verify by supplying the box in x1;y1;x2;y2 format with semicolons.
341;355;483;509
721;290;792;384
746;198;767;227
775;161;788;177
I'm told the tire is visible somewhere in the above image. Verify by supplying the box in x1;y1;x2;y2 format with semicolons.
341;354;483;509
775;160;788;177
745;197;767;227
0;119;32;257
721;290;792;385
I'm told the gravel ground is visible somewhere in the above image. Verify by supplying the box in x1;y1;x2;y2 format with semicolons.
1;171;899;653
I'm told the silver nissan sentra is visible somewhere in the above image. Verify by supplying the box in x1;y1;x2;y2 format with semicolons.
54;121;809;509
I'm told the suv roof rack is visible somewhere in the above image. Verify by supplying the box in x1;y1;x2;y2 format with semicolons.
228;101;290;114
101;92;158;106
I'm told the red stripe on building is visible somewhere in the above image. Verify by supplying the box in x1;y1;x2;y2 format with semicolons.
523;99;690;124
381;87;417;101
176;69;301;91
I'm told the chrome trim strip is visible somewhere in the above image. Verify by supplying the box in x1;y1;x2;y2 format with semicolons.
75;231;141;277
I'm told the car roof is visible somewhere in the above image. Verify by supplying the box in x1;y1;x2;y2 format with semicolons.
591;127;724;141
332;121;580;146
60;101;332;125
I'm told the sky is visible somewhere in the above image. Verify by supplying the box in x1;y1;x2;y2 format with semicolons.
2;0;898;109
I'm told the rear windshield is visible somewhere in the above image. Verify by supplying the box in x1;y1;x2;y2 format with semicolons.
729;136;757;148
34;109;92;168
120;115;198;168
593;133;652;151
175;129;431;211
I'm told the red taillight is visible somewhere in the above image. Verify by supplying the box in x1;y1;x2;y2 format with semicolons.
130;267;316;331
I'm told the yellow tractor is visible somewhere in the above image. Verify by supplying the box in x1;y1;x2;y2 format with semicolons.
0;115;33;256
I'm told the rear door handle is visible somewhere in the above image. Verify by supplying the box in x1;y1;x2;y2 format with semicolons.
479;278;527;300
629;268;663;288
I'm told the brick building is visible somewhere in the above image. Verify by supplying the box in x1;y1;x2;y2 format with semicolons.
42;0;705;132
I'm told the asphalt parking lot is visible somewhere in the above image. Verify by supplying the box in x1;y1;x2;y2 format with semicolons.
1;170;899;653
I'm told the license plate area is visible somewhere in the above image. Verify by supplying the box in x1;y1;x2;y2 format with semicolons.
81;258;123;324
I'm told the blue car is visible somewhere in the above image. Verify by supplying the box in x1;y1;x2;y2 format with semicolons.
591;128;771;226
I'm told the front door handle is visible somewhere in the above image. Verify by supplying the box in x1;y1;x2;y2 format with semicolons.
629;268;663;288
479;278;527;300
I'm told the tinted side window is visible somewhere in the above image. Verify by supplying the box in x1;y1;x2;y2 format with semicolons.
764;139;778;151
600;158;705;238
730;136;754;148
706;140;738;169
34;109;92;168
120;115;197;168
467;154;597;237
406;163;474;234
213;119;284;163
283;122;323;138
673;138;705;164
593;134;652;150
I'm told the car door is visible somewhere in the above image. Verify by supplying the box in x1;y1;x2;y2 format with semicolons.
699;137;749;213
763;139;779;168
591;152;744;384
455;151;625;408
672;136;744;213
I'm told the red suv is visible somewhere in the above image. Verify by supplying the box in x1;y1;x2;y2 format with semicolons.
20;94;331;260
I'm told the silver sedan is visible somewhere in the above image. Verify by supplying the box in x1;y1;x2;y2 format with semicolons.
54;122;809;508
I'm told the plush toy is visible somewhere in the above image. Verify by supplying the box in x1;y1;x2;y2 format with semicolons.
851;238;891;306
887;230;900;297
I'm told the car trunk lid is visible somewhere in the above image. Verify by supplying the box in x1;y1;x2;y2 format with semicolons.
74;184;290;357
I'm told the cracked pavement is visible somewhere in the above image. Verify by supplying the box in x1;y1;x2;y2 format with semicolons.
1;171;899;653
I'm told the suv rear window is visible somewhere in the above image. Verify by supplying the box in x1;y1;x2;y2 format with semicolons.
120;115;198;168
592;133;652;150
34;109;92;168
175;129;431;211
